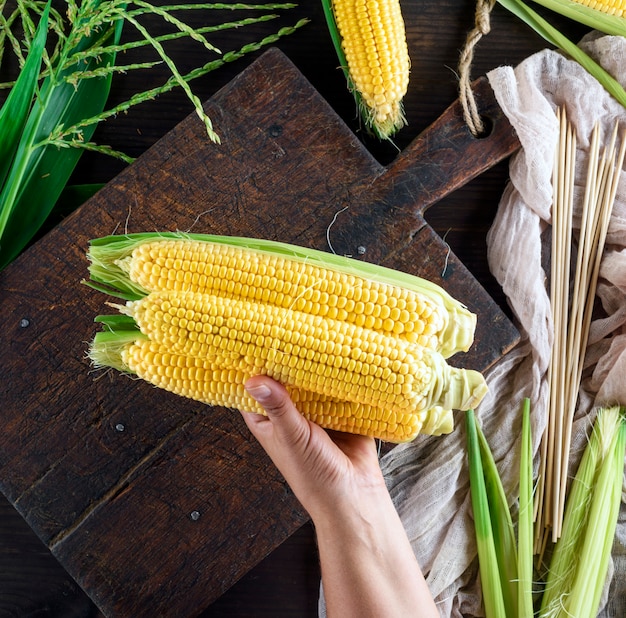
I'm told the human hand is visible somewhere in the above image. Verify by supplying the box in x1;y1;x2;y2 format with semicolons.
241;375;439;617
240;375;388;522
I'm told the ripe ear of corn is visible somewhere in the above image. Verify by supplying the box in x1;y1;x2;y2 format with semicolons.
529;0;626;36
321;0;410;139
86;233;487;443
496;0;626;109
86;232;477;359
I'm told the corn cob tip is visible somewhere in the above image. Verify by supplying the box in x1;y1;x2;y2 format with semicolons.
440;308;477;358
420;407;455;436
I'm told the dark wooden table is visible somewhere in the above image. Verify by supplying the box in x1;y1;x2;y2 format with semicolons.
0;1;588;615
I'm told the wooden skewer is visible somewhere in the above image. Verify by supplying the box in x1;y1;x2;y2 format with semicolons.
534;110;624;547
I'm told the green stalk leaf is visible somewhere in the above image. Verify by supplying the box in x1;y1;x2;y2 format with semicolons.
0;0;50;188
0;8;124;269
517;398;534;618
56;183;105;214
466;410;508;618
497;0;626;109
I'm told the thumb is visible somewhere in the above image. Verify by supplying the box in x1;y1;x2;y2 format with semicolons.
243;375;311;448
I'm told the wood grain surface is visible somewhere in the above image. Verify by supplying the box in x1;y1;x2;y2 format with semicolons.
0;1;588;615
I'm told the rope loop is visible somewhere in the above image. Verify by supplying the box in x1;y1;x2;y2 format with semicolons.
458;0;496;136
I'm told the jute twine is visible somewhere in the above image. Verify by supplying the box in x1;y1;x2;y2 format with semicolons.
458;0;496;136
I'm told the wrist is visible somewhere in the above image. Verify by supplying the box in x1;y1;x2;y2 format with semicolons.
306;469;391;530
311;480;400;552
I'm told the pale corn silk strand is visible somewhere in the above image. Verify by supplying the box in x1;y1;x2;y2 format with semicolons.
316;34;626;617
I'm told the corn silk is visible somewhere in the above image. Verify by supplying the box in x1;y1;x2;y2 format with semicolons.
319;32;626;617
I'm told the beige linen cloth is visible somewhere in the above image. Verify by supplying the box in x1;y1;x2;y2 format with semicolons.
320;33;626;617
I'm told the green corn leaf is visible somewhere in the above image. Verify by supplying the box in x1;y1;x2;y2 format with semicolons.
517;398;534;618
0;9;124;270
466;409;508;618
1;3;304;270
0;0;50;188
56;183;105;214
497;0;626;109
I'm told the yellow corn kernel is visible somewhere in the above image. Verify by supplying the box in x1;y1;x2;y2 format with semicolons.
118;238;473;358
121;339;424;442
331;0;410;137
125;290;487;417
584;0;625;16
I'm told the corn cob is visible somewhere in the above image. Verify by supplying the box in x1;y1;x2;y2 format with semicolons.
91;335;444;442
86;233;487;443
86;233;476;359
323;0;410;139
121;289;484;414
529;0;626;35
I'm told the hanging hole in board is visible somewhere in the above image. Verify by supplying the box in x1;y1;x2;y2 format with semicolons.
472;115;494;140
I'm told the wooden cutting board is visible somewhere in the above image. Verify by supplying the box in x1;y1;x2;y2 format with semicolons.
0;48;519;617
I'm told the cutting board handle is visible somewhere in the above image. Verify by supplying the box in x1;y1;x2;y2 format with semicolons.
387;76;519;214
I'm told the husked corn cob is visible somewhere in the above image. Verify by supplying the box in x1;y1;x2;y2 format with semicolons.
87;234;476;359
86;233;487;443
92;337;437;442
324;0;410;138
121;290;486;416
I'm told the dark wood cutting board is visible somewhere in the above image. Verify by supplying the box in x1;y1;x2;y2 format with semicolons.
0;48;519;617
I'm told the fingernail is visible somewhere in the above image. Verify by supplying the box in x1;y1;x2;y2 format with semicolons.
245;383;272;403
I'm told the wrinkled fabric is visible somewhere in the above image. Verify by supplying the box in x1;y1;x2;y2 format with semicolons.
319;33;626;617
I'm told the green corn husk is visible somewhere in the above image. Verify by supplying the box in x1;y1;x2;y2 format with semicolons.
517;398;534;618
466;408;509;618
467;399;533;618
468;402;625;618
467;401;535;618
539;406;626;618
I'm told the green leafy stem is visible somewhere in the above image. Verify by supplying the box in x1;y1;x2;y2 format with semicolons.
0;0;307;269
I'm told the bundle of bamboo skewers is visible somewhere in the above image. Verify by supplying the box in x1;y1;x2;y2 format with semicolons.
534;107;626;550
